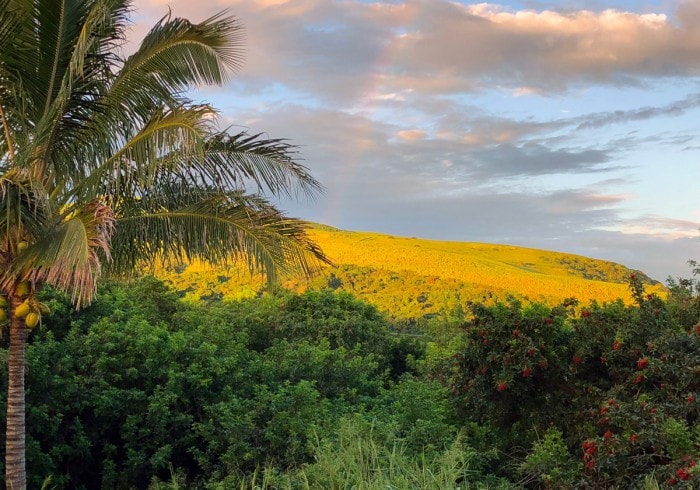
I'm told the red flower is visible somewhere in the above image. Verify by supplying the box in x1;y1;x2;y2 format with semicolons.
637;358;648;369
631;434;638;443
582;440;597;455
544;317;553;324
613;340;620;351
604;430;614;441
573;355;582;365
585;460;595;470
694;324;700;335
600;356;607;364
522;367;532;378
677;468;691;481
496;382;508;392
482;339;489;345
688;394;696;403
581;310;591;318
512;329;520;337
527;348;536;357
634;374;644;384
669;477;677;486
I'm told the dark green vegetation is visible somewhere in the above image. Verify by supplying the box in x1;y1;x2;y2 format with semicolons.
0;266;697;488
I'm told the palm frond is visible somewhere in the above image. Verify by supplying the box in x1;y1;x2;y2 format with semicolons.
110;190;331;283
4;0;130;195
0;0;42;111
69;105;214;203
0;169;51;246
202;131;323;199
107;10;244;117
5;199;114;307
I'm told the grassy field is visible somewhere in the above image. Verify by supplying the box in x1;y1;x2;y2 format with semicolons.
156;224;665;320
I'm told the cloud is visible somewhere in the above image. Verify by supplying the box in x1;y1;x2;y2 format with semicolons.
396;129;427;141
576;93;700;130
130;0;700;102
617;215;700;239
466;143;615;178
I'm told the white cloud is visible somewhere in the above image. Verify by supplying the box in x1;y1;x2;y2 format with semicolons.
130;0;700;100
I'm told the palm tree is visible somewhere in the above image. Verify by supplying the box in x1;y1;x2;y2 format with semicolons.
0;1;329;487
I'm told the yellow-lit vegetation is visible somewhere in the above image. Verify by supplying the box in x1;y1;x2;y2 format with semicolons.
155;224;666;320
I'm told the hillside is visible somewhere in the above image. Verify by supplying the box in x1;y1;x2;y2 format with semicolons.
155;224;666;321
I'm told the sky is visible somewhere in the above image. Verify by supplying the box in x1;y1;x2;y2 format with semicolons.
129;0;700;281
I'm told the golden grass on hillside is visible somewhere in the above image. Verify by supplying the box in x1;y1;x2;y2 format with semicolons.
154;225;666;321
306;227;663;294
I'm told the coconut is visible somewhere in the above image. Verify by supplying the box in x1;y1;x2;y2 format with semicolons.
14;301;30;318
25;312;39;329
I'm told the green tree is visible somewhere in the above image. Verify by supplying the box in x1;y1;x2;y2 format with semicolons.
0;1;328;487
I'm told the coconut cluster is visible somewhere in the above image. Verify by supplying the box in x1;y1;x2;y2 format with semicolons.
5;281;50;330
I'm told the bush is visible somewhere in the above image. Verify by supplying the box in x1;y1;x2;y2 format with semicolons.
444;274;700;487
0;279;396;488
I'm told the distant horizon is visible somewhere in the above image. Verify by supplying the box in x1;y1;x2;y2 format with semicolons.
130;0;700;282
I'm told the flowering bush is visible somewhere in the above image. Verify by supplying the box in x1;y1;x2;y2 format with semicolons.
449;299;575;429
447;273;700;487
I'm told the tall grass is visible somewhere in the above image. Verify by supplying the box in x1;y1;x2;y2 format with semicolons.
299;416;476;489
166;416;483;489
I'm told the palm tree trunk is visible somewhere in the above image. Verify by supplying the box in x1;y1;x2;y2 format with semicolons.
5;300;27;490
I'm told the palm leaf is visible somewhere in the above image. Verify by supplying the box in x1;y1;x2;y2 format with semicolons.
110;190;331;283
106;10;243;123
68;105;213;204
0;169;51;247
202;131;323;199
5;199;114;307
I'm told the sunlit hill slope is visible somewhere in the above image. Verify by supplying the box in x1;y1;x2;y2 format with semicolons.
156;224;665;321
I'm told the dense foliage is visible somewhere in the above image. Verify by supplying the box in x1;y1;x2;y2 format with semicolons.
0;268;697;488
